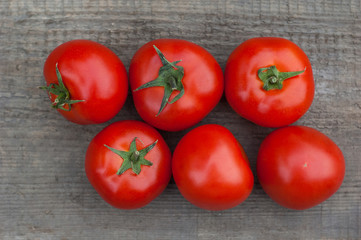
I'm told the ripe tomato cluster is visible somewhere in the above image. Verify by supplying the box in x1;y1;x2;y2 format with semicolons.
42;38;345;211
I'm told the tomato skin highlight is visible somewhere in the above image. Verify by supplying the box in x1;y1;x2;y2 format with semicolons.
257;126;345;210
225;37;315;127
43;39;128;124
85;120;171;209
129;39;224;132
172;124;254;211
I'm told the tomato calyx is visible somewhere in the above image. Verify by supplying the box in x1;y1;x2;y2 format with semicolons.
133;45;185;116
40;63;84;111
257;65;305;91
104;137;158;175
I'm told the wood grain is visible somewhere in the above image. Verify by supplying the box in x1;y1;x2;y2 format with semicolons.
1;0;360;239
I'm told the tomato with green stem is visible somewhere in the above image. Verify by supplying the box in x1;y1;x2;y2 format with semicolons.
225;37;314;127
85;120;171;209
129;39;224;131
42;39;128;124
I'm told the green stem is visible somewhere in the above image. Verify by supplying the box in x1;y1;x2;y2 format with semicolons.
40;63;84;111
104;137;158;175
257;65;306;91
133;45;185;116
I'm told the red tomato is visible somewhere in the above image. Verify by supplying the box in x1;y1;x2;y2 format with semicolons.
172;124;254;210
225;37;314;127
257;126;345;210
85;120;171;209
129;39;224;132
42;39;128;124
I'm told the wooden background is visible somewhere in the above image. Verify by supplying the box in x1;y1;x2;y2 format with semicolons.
1;0;360;239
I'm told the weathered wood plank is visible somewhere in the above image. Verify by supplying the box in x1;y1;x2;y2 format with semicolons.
0;0;360;239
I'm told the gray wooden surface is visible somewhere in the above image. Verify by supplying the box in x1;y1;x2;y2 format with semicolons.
1;0;360;239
